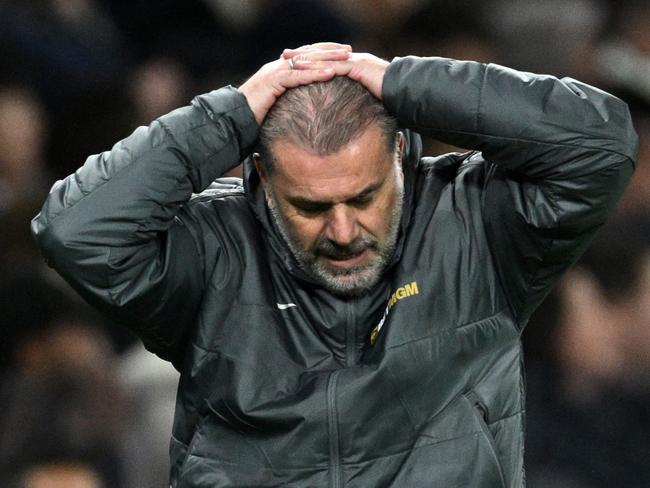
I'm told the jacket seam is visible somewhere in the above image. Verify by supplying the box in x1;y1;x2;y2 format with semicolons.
480;163;519;323
418;127;636;164
182;451;330;471
487;409;524;427
475;63;488;133
193;94;252;126
342;430;492;467
385;308;510;351
338;408;524;468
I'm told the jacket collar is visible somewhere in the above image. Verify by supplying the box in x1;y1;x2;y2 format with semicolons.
243;129;422;288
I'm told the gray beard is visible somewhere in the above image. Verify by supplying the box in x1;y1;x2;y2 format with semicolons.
266;184;403;297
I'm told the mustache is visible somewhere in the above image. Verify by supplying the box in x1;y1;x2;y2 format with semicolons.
314;236;377;259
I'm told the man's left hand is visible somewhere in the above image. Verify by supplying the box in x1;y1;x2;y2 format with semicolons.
281;44;389;99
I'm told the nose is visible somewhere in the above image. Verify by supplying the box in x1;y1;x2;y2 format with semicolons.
324;204;359;247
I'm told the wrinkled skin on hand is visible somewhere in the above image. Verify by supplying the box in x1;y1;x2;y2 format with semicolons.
238;42;389;125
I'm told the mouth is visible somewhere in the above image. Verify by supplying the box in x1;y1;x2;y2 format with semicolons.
321;249;369;269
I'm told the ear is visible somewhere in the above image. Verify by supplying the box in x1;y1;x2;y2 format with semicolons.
396;131;405;151
253;153;273;207
253;153;268;186
395;131;405;165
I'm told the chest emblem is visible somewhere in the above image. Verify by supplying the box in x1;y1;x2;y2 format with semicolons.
370;281;419;344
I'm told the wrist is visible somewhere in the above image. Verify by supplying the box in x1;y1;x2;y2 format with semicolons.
193;86;259;157
238;81;267;126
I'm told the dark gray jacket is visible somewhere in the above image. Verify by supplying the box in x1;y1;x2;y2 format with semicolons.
32;56;638;487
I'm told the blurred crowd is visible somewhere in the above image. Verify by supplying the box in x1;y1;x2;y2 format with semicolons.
0;0;648;487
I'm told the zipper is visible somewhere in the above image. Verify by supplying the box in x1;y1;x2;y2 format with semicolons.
345;301;357;367
329;302;355;487
327;371;342;488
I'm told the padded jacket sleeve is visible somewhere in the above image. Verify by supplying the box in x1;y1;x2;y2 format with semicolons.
382;56;639;327
31;87;258;362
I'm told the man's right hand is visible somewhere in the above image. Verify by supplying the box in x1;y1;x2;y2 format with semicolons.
239;42;352;125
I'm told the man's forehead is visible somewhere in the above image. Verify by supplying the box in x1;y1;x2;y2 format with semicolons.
270;125;391;172
268;127;393;201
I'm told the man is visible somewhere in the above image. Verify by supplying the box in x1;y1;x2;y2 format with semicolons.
32;43;637;487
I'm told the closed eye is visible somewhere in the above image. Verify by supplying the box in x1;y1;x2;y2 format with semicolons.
349;194;374;208
294;202;331;215
286;180;383;215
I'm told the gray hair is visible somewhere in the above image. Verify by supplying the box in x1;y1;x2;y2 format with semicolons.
257;76;398;174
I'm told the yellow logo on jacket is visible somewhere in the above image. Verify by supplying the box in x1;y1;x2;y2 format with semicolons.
370;281;419;344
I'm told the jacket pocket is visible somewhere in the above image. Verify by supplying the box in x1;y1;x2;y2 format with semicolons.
384;392;511;487
463;391;507;488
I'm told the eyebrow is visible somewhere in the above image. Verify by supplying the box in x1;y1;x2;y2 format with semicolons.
286;181;384;209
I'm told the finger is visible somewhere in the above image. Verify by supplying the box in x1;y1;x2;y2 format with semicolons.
310;42;352;50
282;68;336;89
280;68;336;89
291;42;352;52
289;58;352;76
291;49;351;63
281;43;352;58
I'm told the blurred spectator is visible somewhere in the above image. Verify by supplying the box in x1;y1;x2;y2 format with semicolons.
0;86;50;212
127;57;191;126
331;0;421;53
614;113;650;217
379;2;503;156
590;1;650;218
10;460;104;488
609;0;650;55
0;0;131;178
118;344;179;488
525;217;650;488
573;218;650;384
0;366;126;487
482;0;608;77
0;0;126;99
0;271;127;487
0;85;51;269
103;0;354;85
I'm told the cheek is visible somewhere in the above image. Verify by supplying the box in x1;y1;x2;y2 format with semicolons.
285;214;324;248
363;191;400;237
355;206;392;241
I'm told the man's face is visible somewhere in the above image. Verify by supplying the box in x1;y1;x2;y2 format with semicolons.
257;125;404;296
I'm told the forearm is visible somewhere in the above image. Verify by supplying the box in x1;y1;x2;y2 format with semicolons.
30;87;258;360
382;56;638;178
32;86;257;265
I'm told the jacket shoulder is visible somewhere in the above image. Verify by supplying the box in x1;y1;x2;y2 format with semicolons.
179;176;254;254
417;151;480;182
183;176;251;219
190;176;245;202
